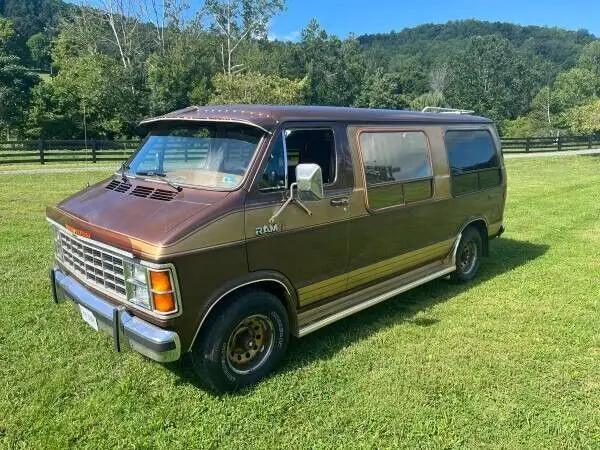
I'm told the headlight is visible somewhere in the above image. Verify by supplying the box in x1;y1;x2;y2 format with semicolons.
124;262;178;314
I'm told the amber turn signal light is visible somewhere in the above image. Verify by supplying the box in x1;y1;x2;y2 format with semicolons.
153;292;176;313
149;270;176;313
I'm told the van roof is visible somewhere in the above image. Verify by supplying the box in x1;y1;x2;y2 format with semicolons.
140;104;493;133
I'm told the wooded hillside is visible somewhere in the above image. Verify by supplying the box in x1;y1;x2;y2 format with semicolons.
1;0;598;139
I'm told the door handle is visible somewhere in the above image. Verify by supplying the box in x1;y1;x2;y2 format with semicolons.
330;198;349;207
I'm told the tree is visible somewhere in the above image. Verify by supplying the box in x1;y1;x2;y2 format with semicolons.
0;18;39;137
445;34;537;122
207;71;307;104
387;54;428;97
552;67;599;110
204;0;285;75
579;41;600;78
502;116;541;138
0;16;15;48
410;91;445;111
562;99;600;134
429;64;448;94
2;0;59;39
353;68;405;109
27;32;52;71
300;20;364;106
28;52;139;138
146;31;216;114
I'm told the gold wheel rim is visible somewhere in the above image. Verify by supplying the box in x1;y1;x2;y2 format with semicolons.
226;314;274;375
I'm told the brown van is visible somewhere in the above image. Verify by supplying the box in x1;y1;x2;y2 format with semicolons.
48;105;506;392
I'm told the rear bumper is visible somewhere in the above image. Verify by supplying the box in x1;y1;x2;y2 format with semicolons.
50;267;181;363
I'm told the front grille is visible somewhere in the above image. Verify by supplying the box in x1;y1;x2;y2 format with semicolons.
55;227;127;299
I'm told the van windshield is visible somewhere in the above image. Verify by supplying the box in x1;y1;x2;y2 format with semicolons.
127;123;264;190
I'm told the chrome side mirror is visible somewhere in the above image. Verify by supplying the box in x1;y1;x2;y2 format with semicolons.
295;163;324;201
269;163;324;223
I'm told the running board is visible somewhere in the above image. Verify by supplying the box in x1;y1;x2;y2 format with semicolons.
297;263;456;337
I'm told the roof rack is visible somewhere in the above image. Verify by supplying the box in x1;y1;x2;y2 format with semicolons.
422;106;475;115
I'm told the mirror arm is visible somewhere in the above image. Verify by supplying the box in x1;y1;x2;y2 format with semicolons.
269;191;294;224
294;198;313;217
269;182;313;224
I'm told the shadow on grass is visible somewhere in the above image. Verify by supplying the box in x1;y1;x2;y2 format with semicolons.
169;237;548;394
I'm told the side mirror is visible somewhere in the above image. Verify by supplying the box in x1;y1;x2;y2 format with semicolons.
268;163;323;223
295;163;324;201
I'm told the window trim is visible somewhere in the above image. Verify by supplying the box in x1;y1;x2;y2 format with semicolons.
254;125;340;194
443;127;502;197
356;127;435;211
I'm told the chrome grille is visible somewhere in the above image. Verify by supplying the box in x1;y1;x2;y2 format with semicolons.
54;227;127;298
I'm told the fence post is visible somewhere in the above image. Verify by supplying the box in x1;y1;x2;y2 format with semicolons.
91;139;97;163
39;139;45;165
525;138;530;153
557;136;562;151
589;135;593;149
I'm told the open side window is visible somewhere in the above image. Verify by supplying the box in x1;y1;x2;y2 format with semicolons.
257;128;336;192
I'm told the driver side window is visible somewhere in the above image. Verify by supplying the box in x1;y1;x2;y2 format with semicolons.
258;128;336;192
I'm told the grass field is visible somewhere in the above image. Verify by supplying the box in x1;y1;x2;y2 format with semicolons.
1;157;599;448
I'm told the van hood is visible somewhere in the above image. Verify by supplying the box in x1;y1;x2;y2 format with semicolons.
48;177;233;249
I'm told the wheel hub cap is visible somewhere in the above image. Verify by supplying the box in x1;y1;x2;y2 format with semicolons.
226;315;273;374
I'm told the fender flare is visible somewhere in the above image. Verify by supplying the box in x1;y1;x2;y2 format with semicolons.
187;270;298;351
457;216;490;256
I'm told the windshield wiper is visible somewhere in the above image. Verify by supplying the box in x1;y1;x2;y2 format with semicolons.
135;170;182;192
119;163;129;183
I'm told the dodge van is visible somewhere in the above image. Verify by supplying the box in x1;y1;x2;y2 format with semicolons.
48;105;506;392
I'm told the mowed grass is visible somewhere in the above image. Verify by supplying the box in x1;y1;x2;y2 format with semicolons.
1;157;599;448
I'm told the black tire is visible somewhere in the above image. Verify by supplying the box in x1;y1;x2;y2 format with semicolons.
190;289;289;393
450;227;483;283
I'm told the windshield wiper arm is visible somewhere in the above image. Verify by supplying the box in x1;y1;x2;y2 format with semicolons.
119;163;129;183
135;170;182;192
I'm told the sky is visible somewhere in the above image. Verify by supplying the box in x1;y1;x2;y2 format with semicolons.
268;0;600;40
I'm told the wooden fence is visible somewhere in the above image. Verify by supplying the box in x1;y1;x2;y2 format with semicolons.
501;134;600;153
1;134;600;165
0;140;141;165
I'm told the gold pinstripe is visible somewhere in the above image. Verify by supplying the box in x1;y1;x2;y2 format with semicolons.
298;238;454;306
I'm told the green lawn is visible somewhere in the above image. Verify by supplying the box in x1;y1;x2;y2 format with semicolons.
1;157;599;448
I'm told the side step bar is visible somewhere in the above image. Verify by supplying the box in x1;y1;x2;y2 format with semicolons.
297;264;455;337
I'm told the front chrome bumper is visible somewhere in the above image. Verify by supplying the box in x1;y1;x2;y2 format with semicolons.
50;267;181;363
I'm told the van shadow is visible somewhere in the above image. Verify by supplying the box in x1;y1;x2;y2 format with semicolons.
169;237;548;394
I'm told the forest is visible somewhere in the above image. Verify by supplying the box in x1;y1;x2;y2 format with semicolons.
1;0;600;139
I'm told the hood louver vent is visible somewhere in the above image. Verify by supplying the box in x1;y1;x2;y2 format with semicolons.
130;185;177;201
130;185;154;198
106;180;132;193
107;179;178;201
149;189;178;201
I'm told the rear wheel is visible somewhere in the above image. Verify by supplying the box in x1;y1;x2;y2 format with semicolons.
190;289;289;393
450;227;483;283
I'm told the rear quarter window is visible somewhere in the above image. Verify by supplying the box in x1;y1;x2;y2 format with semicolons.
445;129;501;195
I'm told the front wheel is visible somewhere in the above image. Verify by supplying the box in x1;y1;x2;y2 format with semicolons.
450;227;483;283
190;289;289;393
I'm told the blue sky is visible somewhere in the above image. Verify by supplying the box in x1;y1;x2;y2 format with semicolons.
269;0;600;40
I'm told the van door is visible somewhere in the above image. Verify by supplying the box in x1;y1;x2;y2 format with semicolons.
347;126;455;291
245;123;354;308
